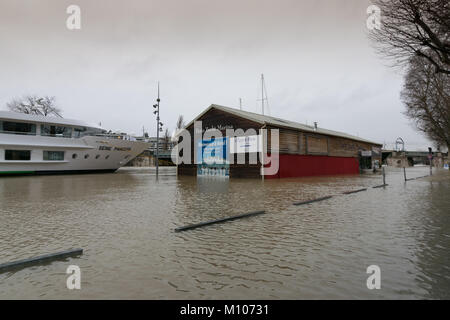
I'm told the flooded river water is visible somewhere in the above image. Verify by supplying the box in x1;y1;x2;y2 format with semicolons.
0;166;449;299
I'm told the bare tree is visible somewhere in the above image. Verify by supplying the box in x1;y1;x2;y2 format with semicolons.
401;55;450;149
369;0;450;74
6;95;62;117
176;115;185;130
163;128;170;150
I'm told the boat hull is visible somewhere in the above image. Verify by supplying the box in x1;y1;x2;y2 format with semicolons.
0;134;149;175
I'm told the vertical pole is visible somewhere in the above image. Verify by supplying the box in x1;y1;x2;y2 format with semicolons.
382;166;386;185
430;157;432;176
403;167;406;182
156;82;160;178
260;127;265;181
261;131;264;181
261;74;264;115
428;147;432;176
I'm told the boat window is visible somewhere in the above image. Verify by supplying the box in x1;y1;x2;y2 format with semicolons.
41;124;72;138
73;127;86;138
84;154;89;159
5;150;31;160
43;151;65;161
0;121;36;135
95;154;100;159
84;128;106;136
73;127;106;138
105;155;110;159
72;153;78;159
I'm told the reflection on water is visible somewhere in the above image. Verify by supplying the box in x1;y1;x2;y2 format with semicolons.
0;166;449;299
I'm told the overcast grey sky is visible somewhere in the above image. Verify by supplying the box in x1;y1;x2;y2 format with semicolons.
0;0;432;150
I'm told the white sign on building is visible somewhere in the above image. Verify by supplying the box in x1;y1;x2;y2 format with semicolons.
229;135;262;154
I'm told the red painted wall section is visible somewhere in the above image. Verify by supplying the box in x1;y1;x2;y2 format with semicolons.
265;154;359;178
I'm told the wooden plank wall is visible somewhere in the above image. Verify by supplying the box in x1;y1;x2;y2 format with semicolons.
279;129;299;154
270;126;380;159
305;134;328;155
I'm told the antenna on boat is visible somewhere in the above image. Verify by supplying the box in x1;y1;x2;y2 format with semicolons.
53;110;63;118
239;98;242;110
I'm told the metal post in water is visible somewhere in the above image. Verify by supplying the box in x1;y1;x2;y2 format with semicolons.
382;166;386;185
403;167;407;182
428;147;433;176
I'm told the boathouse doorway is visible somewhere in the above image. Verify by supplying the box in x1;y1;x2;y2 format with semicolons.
359;150;372;170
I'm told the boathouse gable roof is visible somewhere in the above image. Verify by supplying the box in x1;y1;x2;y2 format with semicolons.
185;104;381;146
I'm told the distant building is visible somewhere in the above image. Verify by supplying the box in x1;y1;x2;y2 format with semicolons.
176;104;382;178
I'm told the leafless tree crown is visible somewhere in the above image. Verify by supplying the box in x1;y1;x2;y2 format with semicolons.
401;55;450;149
163;127;171;150
6;95;63;117
176;115;185;130
369;0;450;74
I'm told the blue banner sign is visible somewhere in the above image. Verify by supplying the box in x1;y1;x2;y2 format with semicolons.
197;137;229;178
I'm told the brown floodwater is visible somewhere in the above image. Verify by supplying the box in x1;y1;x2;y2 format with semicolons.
0;166;449;299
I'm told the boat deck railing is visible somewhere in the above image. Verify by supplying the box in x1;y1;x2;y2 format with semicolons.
0;130;36;136
1;130;143;141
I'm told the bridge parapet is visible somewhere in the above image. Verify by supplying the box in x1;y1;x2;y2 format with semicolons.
382;149;448;167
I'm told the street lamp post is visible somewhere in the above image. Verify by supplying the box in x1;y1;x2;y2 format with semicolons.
153;82;163;177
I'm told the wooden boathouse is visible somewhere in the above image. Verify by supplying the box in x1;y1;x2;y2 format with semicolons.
176;104;382;179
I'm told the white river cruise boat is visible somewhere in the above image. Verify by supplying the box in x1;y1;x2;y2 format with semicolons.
0;111;149;175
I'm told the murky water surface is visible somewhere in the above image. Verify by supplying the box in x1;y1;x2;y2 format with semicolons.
0;166;449;299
